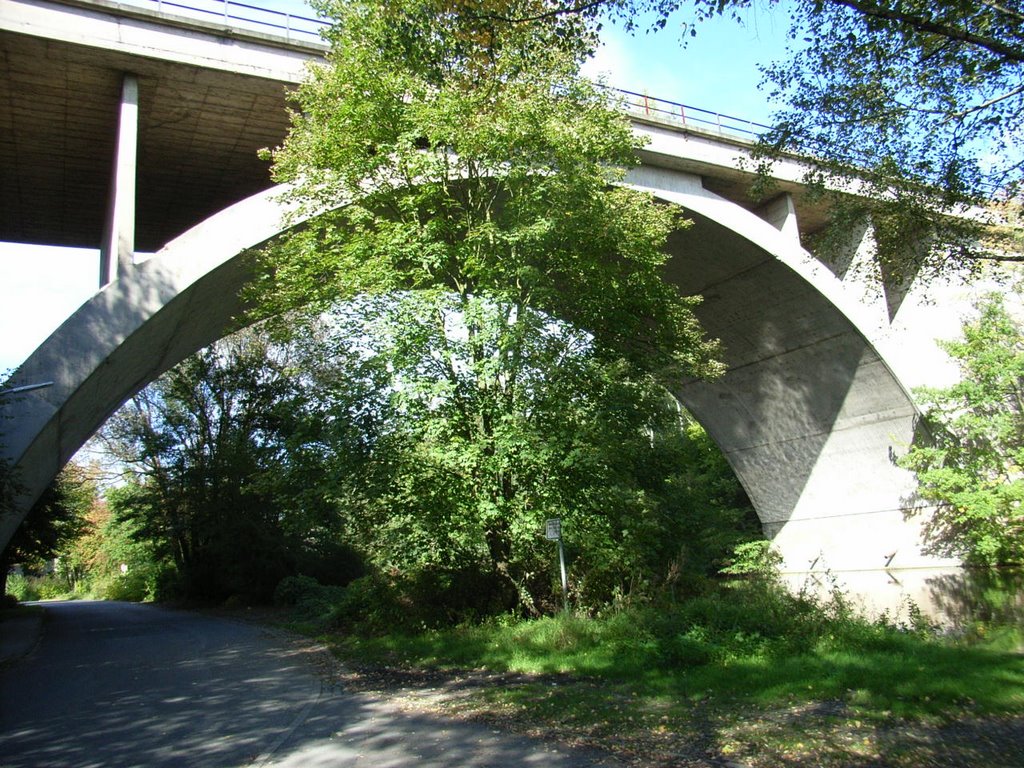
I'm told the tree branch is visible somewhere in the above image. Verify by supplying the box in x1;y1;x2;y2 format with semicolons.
468;0;613;25
830;0;1024;63
942;84;1024;121
978;0;1024;24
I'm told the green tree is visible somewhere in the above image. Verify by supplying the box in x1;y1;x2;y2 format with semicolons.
0;464;93;597
899;293;1024;565
254;0;719;377
284;296;754;616
101;330;329;602
57;491;163;600
252;0;724;613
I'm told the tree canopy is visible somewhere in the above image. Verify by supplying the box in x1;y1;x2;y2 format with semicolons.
254;0;720;381
243;0;739;613
281;295;754;616
93;312;755;613
493;0;1022;279
0;465;93;597
900;293;1024;565
98;331;355;601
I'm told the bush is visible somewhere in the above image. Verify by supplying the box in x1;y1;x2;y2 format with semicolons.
292;541;366;587
329;573;408;631
274;574;322;607
326;564;516;633
6;573;34;602
100;564;162;602
273;574;346;621
719;540;783;578
5;572;73;602
659;626;714;667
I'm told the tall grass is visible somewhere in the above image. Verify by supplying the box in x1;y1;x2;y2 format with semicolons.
326;579;1024;718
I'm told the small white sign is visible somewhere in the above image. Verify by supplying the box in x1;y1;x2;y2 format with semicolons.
545;518;561;540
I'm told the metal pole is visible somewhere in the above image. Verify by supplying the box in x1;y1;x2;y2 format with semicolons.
557;537;568;612
0;381;53;398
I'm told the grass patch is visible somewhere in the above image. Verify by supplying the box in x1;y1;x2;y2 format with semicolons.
318;580;1024;766
330;582;1024;714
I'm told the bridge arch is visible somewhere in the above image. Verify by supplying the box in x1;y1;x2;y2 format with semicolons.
0;173;937;572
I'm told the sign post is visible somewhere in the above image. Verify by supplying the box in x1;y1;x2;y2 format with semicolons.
545;518;568;611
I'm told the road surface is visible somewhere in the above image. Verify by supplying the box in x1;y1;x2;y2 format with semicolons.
0;600;620;767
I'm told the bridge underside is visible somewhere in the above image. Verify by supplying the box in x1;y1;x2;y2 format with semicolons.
0;1;300;250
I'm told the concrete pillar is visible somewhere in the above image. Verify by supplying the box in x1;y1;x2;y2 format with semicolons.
755;192;801;247
99;73;139;287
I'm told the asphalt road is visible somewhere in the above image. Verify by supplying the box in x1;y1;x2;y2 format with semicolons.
0;601;620;767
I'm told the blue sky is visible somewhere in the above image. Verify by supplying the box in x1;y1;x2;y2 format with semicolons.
0;0;790;375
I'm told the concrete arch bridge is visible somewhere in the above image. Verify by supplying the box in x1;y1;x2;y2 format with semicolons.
0;0;959;573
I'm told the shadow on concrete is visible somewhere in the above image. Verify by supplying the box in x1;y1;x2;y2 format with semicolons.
663;212;905;535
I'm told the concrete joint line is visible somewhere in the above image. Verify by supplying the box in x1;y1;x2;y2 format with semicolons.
718;330;854;376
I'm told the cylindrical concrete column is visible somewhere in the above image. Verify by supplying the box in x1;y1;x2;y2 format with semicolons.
99;73;139;287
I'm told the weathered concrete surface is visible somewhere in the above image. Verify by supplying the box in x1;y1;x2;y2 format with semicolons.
628;166;943;572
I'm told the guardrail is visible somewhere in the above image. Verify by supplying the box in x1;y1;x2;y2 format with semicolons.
132;0;327;42
123;0;769;139
615;88;769;141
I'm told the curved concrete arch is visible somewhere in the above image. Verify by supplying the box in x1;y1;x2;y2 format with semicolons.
627;166;934;571
0;174;940;571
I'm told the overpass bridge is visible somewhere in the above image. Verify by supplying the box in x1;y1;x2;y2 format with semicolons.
0;0;957;573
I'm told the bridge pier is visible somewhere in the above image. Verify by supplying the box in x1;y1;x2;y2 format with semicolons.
98;72;139;287
755;192;800;246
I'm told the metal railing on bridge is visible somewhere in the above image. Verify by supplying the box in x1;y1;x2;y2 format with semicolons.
614;88;769;141
134;0;327;42
126;0;770;142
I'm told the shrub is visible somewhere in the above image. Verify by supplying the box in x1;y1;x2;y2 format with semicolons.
719;540;783;578
274;574;322;607
292;541;366;587
100;565;162;602
33;574;71;600
5;572;73;602
329;573;408;632
274;574;346;621
6;573;34;602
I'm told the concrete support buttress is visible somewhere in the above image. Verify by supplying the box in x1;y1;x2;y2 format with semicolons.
755;193;801;247
99;73;139;287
